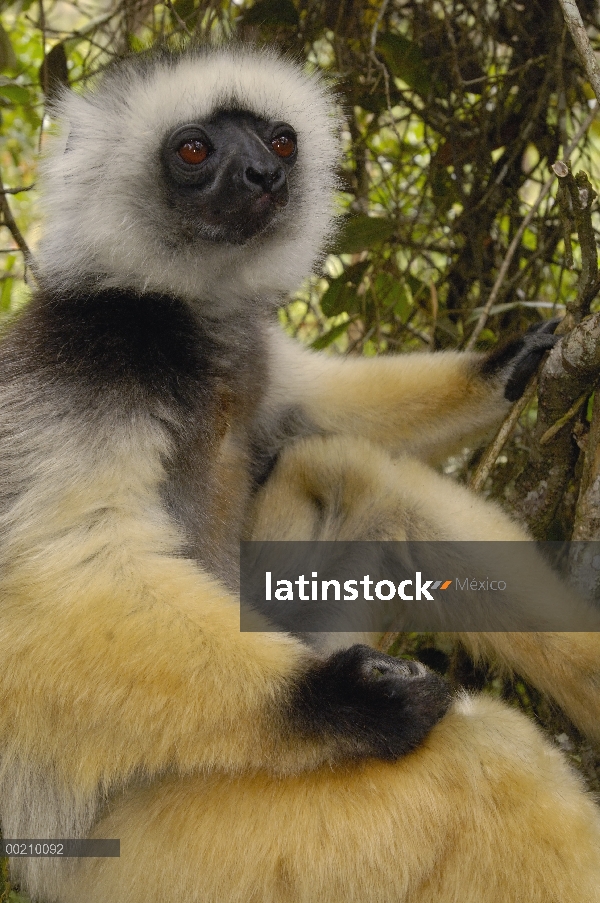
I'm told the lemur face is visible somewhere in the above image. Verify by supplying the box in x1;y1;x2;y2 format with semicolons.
38;48;338;304
161;111;298;245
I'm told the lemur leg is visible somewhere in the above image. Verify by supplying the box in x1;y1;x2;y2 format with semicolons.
61;694;600;903
247;434;600;744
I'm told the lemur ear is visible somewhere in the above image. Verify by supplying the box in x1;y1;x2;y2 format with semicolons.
481;317;561;402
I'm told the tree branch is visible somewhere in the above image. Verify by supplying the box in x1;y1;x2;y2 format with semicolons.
509;314;600;537
553;163;599;325
558;0;600;104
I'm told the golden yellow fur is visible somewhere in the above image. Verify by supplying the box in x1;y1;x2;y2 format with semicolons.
5;351;600;902
62;696;600;903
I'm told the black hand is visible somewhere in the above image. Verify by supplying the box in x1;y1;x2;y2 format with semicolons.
290;645;452;761
481;318;561;402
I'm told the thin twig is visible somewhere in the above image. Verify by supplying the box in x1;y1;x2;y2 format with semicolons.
469;379;538;492
367;0;390;80
367;0;406;148
0;185;35;195
461;55;547;88
539;391;588;445
165;0;193;38
0;169;32;263
35;9;117;41
465;102;598;351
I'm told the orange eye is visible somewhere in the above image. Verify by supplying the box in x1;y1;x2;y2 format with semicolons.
271;134;296;159
178;140;210;165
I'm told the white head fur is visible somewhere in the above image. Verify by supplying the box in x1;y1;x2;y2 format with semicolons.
37;46;339;313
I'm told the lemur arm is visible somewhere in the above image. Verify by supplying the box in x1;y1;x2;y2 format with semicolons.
261;323;557;463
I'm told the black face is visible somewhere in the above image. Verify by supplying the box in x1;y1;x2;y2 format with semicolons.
161;110;298;245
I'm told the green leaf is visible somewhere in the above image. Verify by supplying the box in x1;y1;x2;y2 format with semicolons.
171;0;197;25
430;167;458;215
128;35;148;53
0;276;13;312
311;320;352;350
242;0;299;27
475;328;497;348
8;891;32;902
0;21;17;71
320;261;368;317
330;215;395;254
377;33;433;98
353;86;401;114
587;391;595;422
321;279;354;317
374;273;411;320
0;81;30;104
404;273;428;301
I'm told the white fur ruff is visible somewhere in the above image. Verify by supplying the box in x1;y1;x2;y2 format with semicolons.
37;47;339;313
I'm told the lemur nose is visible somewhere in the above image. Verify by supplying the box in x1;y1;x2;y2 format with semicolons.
243;165;286;194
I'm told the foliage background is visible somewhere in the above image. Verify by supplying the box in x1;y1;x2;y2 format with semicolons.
2;1;600;898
